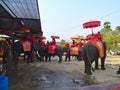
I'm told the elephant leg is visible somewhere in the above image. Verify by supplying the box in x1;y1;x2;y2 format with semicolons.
68;55;71;61
49;55;51;62
65;55;67;61
101;58;105;70
95;58;99;70
58;55;62;62
86;64;92;75
83;59;88;74
67;49;71;61
65;54;70;61
45;52;49;62
26;51;32;63
45;54;48;62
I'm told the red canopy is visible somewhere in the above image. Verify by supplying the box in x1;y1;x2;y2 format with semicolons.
0;30;12;35
83;20;101;33
19;26;30;33
51;35;59;39
71;36;79;40
38;36;46;40
80;37;88;40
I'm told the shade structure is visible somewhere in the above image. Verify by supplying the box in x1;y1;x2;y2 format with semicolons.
51;35;59;39
0;0;42;35
71;36;79;40
38;35;46;40
18;26;30;33
83;20;101;33
80;37;87;40
0;30;12;35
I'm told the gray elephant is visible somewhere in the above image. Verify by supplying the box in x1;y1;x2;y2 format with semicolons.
45;46;63;62
79;41;106;75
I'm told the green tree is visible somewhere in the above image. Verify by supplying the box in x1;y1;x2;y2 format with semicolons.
57;39;65;47
100;21;112;43
115;26;120;31
106;29;120;50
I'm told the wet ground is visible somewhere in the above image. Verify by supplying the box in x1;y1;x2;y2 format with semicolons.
4;55;120;90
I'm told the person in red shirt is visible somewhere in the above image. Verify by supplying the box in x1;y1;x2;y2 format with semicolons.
38;39;45;48
71;40;77;47
30;35;36;42
51;38;57;46
64;42;70;61
38;39;46;61
65;42;70;49
46;40;50;47
97;31;102;41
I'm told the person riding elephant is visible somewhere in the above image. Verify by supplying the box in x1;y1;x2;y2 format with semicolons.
51;38;57;46
45;37;63;62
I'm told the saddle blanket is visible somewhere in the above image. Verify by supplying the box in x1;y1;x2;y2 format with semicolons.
70;47;79;55
48;45;56;54
88;39;104;58
21;41;31;51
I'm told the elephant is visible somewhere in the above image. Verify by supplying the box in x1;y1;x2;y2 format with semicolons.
79;41;106;75
44;45;63;62
0;40;12;75
13;40;33;65
0;41;10;64
63;44;83;61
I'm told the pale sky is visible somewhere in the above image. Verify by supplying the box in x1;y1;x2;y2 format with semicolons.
38;0;120;41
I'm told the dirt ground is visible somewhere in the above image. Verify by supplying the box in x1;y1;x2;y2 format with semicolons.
6;54;120;90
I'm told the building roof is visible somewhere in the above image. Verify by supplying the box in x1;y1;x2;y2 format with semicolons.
0;0;42;35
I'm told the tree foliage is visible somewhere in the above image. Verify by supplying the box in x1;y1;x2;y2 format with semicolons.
106;30;120;50
57;39;65;47
100;21;120;50
100;21;112;42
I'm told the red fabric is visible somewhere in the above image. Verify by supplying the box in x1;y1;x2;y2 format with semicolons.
38;36;46;40
39;41;45;48
97;33;102;41
51;40;57;46
48;45;56;54
70;46;79;55
19;27;30;32
87;33;95;40
88;39;97;45
65;42;70;48
88;39;104;58
46;41;50;47
20;38;27;42
51;35;59;39
20;40;31;51
30;36;36;42
71;37;79;40
87;33;102;41
83;20;101;28
79;42;83;47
